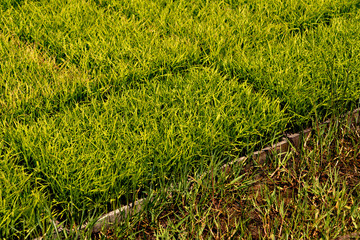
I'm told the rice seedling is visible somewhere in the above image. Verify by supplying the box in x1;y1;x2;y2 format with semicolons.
0;0;359;238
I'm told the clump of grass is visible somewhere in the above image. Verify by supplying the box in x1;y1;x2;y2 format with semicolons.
100;113;360;239
0;146;50;238
0;33;93;123
1;0;359;125
0;0;360;238
0;66;287;237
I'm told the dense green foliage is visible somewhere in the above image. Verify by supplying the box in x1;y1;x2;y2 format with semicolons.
0;0;359;237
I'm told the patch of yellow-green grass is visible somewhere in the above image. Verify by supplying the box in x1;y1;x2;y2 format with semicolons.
0;33;93;123
1;67;287;237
